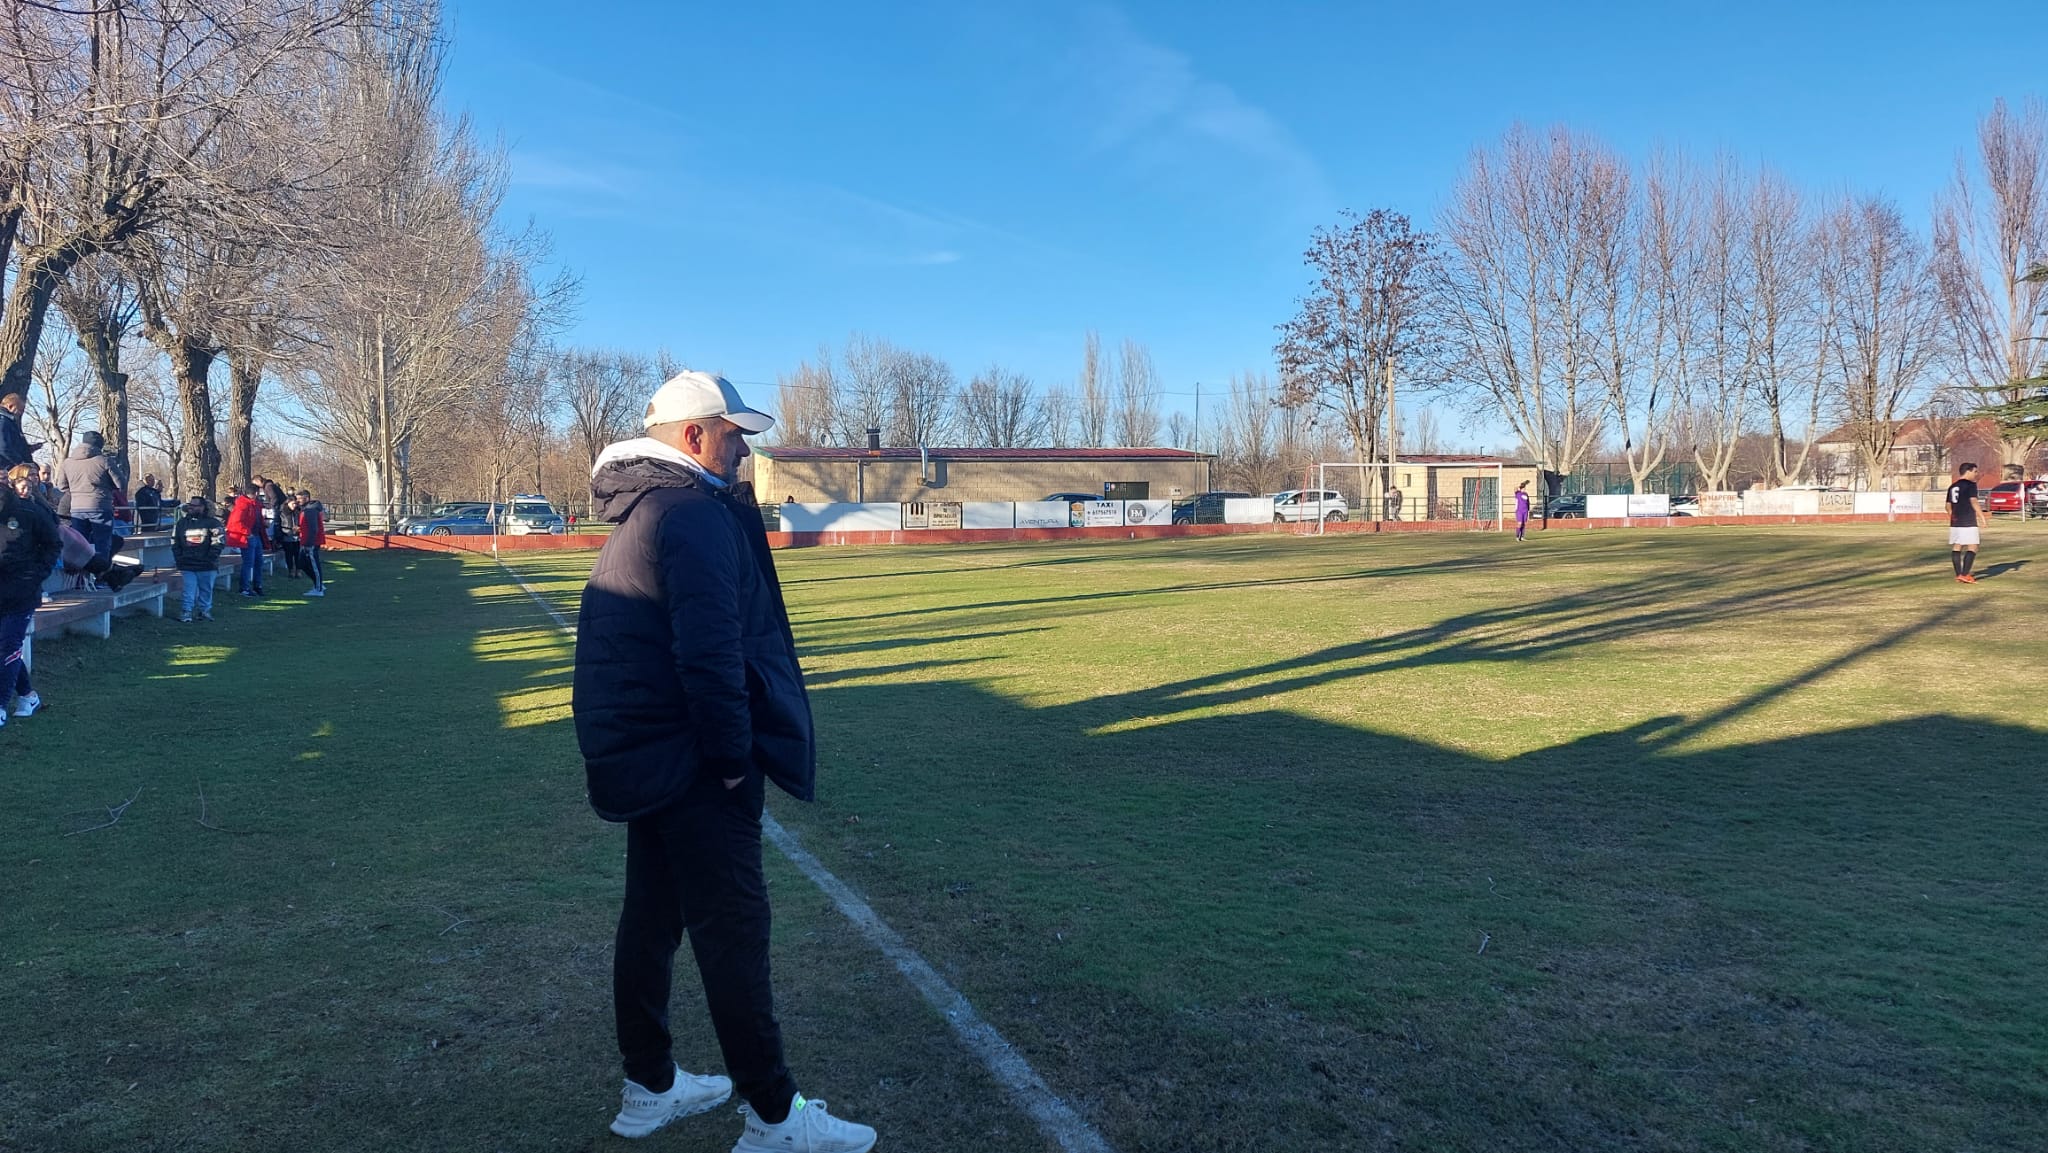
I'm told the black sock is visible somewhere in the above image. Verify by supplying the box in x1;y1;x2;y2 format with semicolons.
1951;551;1962;575
1963;550;1977;575
643;1067;674;1094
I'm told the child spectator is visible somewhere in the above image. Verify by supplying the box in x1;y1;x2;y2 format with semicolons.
272;491;303;584
172;496;225;622
297;490;327;597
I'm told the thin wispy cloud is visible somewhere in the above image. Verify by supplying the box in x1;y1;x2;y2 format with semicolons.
1063;6;1333;213
511;153;640;196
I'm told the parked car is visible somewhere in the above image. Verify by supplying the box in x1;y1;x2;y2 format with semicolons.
1669;494;1700;517
1171;491;1252;525
399;505;496;536
1041;491;1102;504
397;496;566;537
1985;480;2048;515
1270;489;1349;523
502;495;567;535
1545;494;1587;519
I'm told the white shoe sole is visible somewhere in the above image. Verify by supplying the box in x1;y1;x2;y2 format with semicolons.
609;1086;732;1138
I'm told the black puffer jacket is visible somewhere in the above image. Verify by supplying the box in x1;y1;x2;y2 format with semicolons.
0;488;62;615
573;451;815;821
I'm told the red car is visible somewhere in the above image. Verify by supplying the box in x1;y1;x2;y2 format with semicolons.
1984;480;2048;515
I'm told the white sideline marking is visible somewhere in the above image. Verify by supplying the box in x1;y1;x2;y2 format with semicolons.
494;558;1116;1153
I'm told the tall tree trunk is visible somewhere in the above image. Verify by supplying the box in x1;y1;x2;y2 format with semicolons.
225;351;265;489
62;301;132;477
0;247;86;401
169;340;222;499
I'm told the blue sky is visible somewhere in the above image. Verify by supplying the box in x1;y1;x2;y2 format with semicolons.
443;0;2048;443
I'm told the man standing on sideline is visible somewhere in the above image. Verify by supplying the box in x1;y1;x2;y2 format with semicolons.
56;430;122;572
225;483;269;596
0;390;39;471
135;474;164;530
172;496;224;622
1514;480;1531;541
1947;462;1986;583
296;489;327;596
1;468;61;728
572;371;876;1151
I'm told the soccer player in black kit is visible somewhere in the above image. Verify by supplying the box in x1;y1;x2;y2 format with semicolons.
1946;462;1985;583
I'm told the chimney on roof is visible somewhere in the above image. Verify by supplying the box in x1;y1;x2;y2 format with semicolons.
866;427;881;451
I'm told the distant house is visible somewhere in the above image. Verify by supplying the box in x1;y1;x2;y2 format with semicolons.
753;446;1215;504
1810;418;2036;489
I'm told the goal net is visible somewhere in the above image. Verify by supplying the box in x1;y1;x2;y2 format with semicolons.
1312;461;1506;533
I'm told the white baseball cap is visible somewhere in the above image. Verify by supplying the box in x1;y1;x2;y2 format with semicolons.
642;370;775;434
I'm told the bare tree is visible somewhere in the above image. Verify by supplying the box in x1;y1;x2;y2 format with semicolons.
1932;97;2048;472
128;360;187;490
1277;209;1437;473
774;349;839;447
1406;406;1445;454
1218;372;1286;494
1821;196;1941;487
53;256;141;475
25;328;95;456
1076;331;1110;447
836;333;893;445
1744;169;1823;485
0;0;363;402
281;14;566;523
960;365;1044;447
1688;158;1758;491
1037;383;1076;448
560;349;642;473
1114;338;1162;446
1438;126;1609;490
886;349;956;447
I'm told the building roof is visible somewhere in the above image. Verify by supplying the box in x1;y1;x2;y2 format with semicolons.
1813;417;2003;447
754;446;1214;462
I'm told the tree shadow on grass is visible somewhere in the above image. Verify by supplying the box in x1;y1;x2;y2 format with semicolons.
787;647;2048;1153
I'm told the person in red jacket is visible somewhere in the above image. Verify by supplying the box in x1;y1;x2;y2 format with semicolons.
296;489;327;596
224;483;269;596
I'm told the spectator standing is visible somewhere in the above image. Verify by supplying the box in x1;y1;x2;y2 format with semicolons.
1;472;61;728
272;492;303;585
573;372;874;1150
55;430;122;572
135;474;164;530
0;390;40;470
225;483;269;596
1514;481;1531;541
35;463;58;510
296;490;327;596
171;496;225;622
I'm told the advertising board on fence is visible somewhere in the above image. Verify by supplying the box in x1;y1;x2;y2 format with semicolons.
1587;494;1630;519
1074;500;1124;527
1222;497;1277;525
962;502;1015;530
1627;494;1671;517
1743;490;1793;516
1817;491;1856;515
1701;492;1741;517
780;503;903;533
901;501;963;530
1122;499;1172;526
1015;501;1071;529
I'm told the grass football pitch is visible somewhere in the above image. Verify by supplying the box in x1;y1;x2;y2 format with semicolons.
3;524;2044;1152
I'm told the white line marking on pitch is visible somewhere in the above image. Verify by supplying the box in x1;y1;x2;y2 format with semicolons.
495;556;1115;1153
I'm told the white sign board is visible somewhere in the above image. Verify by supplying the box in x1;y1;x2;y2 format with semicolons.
1123;499;1172;527
1079;500;1124;527
1222;497;1276;525
962;502;1015;530
1627;494;1670;517
1015;501;1071;529
1743;490;1793;516
779;503;903;532
1587;494;1629;519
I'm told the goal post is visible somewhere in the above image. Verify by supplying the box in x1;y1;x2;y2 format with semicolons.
1314;461;1506;533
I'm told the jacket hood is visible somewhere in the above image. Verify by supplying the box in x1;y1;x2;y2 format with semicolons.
68;442;100;460
590;438;720;523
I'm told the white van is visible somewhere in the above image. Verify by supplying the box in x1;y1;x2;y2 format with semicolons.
1269;489;1349;523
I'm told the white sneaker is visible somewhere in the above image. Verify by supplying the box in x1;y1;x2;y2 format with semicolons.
733;1095;877;1153
305;587;324;597
609;1065;733;1138
12;692;40;718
